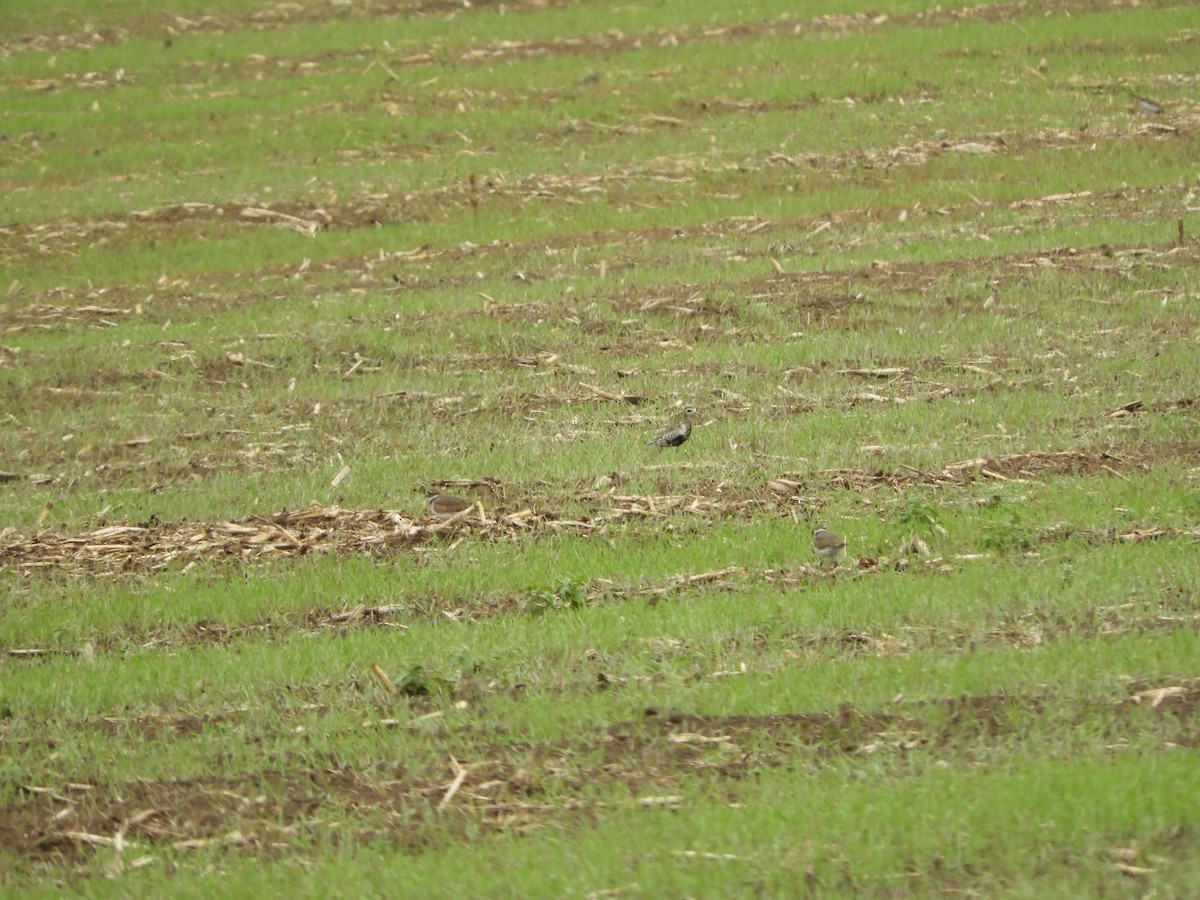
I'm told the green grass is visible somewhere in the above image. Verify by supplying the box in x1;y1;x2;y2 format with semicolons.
2;0;1199;894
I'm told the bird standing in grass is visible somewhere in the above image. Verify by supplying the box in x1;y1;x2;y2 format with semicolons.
426;490;472;522
812;526;847;567
1131;93;1164;115
647;406;697;448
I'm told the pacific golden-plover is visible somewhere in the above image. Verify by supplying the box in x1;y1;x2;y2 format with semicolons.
647;406;697;448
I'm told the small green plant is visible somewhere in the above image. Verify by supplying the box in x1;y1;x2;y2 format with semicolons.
980;510;1037;552
899;494;941;533
397;664;452;697
524;578;589;615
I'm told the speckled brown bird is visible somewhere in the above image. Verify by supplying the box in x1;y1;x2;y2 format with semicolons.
647;406;697;448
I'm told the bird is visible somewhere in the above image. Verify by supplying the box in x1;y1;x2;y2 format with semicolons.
812;526;847;566
1134;94;1164;115
425;490;473;522
1127;89;1164;115
647;406;697;448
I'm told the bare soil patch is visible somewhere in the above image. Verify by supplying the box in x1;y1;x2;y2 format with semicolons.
4;679;1196;874
7;205;1193;342
4;0;1162;60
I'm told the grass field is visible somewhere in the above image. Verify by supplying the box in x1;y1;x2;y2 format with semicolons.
2;0;1199;894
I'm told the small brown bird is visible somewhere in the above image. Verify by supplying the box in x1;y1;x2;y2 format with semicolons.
812;526;847;566
648;406;697;448
426;491;472;522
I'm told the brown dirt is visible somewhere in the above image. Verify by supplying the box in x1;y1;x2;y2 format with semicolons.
3;529;1195;660
3;680;1196;873
5;139;1194;262
3;0;1183;65
6;206;1195;339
